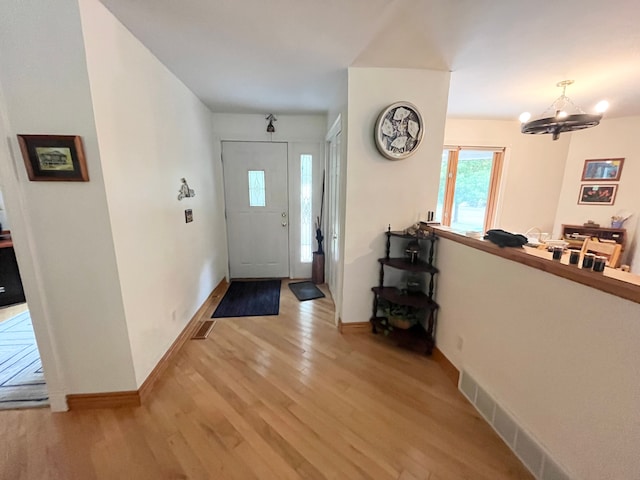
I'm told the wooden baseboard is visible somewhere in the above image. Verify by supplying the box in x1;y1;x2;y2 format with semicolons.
67;278;228;410
66;391;140;410
335;320;459;386
432;347;460;386
139;277;228;402
338;318;371;334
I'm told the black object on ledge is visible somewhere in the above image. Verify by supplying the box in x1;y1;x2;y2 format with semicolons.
483;229;528;248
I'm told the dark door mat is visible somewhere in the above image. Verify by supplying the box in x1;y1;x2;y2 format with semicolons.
212;279;281;318
289;281;325;301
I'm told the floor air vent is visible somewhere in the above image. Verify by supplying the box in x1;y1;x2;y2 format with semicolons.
459;370;571;480
192;320;216;340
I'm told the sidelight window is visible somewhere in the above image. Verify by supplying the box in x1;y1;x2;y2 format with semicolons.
300;154;313;263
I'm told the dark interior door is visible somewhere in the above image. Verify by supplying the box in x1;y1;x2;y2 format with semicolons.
0;246;26;307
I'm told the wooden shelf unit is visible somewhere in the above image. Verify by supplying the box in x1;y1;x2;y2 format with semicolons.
561;224;626;251
370;227;439;355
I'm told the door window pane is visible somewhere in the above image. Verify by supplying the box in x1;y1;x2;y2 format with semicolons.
300;154;313;263
248;170;266;207
450;150;493;231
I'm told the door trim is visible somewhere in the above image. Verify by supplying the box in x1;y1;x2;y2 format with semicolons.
325;115;343;324
0;85;66;410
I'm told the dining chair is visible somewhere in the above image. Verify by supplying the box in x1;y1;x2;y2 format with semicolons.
580;238;622;268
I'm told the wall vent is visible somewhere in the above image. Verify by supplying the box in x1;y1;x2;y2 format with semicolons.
493;404;517;447
475;385;495;420
459;369;478;400
459;370;571;480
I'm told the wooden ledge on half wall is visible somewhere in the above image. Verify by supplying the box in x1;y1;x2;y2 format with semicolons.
66;278;229;410
429;225;640;305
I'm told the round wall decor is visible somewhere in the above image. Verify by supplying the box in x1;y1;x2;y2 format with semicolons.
374;101;424;160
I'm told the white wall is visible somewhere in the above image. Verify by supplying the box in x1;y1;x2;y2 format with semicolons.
0;77;74;410
78;0;228;386
553;116;640;268
435;237;640;479
212;113;326;143
327;70;348;135
0;188;8;230
340;67;450;323
0;0;136;397
444;118;570;235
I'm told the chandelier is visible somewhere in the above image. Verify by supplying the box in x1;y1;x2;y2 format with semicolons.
519;80;609;140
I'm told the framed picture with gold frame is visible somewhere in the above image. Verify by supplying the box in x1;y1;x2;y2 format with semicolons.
17;134;89;182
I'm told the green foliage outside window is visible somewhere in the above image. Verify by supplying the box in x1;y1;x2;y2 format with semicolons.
454;156;492;208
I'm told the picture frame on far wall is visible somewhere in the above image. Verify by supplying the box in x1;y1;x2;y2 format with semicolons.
581;158;624;182
17;134;89;182
578;184;618;205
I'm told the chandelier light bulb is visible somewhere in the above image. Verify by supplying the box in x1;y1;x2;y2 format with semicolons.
519;112;531;123
595;100;609;113
556;110;568;119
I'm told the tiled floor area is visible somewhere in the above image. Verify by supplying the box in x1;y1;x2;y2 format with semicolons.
0;304;48;409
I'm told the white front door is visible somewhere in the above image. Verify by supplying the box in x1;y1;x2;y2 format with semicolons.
222;141;289;278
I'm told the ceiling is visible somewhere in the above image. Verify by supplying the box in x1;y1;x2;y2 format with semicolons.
100;0;640;120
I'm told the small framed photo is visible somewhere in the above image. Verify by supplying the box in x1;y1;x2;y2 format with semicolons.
581;158;624;182
578;184;618;205
185;209;193;223
17;134;89;182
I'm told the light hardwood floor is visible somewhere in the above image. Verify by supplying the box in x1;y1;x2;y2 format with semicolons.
0;282;532;479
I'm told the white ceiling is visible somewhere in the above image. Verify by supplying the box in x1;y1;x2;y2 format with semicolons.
100;0;640;120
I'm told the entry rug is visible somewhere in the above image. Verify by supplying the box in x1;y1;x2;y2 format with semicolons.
288;281;325;301
212;280;281;318
0;311;49;410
